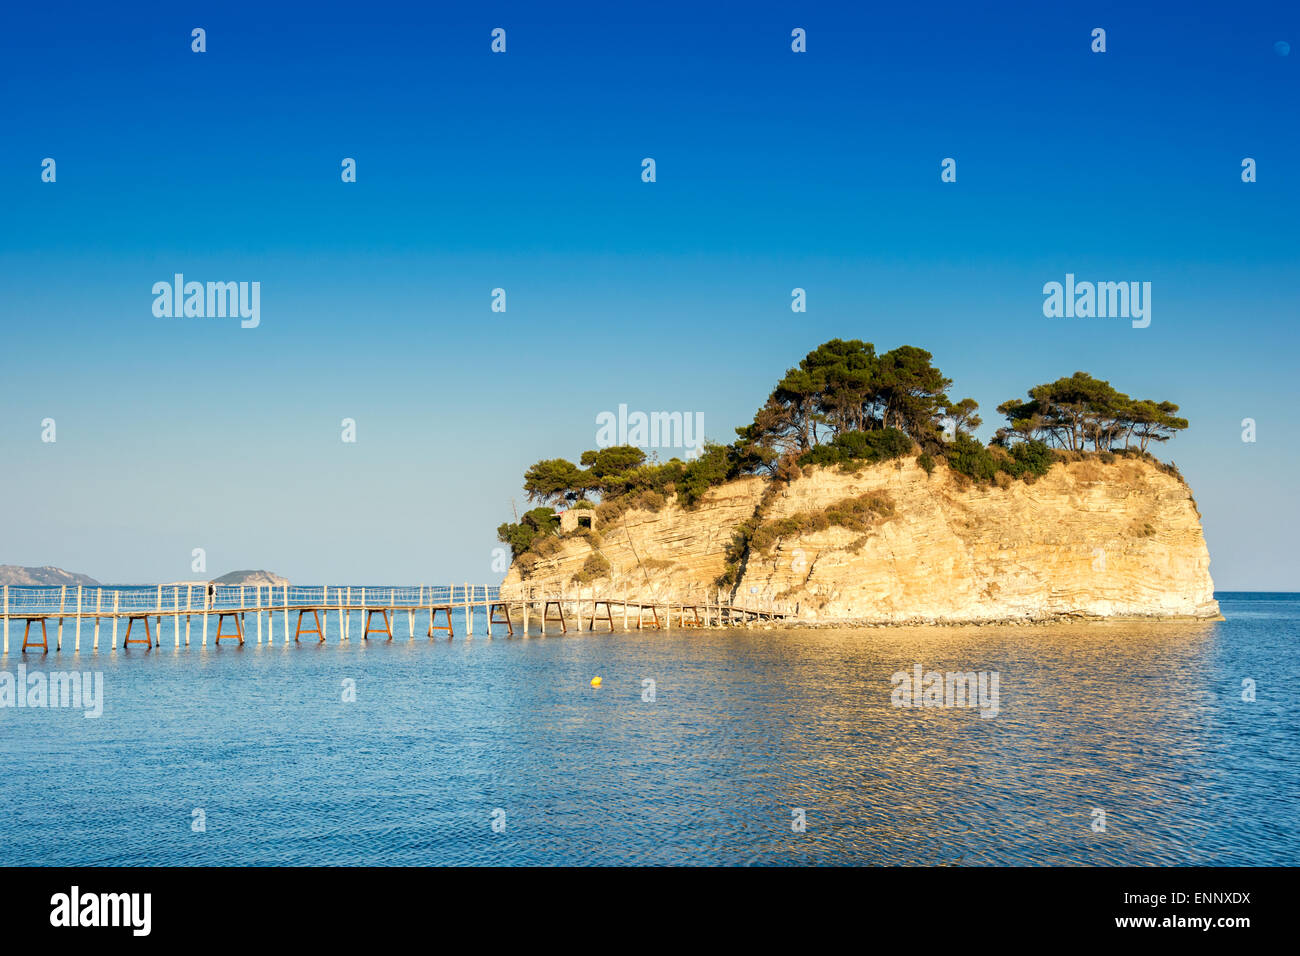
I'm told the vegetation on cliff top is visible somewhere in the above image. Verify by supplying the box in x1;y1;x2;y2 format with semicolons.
498;338;1190;570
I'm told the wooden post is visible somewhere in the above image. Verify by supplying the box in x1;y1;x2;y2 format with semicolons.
94;588;102;650
465;582;472;637
283;585;289;644
201;586;209;646
483;585;492;637
2;585;8;654
256;585;263;644
75;586;83;651
174;586;181;648
185;586;192;646
522;587;530;636
345;587;352;640
111;591;120;649
57;585;66;651
337;586;344;643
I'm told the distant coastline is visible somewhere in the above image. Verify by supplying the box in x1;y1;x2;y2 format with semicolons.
0;566;99;587
0;567;288;588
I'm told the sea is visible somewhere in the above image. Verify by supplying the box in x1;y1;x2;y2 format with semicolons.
0;592;1295;865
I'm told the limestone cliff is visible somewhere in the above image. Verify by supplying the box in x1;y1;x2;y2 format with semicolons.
502;457;1220;624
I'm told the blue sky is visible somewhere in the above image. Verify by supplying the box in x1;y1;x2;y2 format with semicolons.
0;0;1296;588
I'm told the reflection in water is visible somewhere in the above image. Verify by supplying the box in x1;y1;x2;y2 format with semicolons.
0;596;1294;865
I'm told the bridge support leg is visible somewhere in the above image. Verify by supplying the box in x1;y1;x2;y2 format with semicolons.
123;616;152;649
214;613;244;646
427;606;454;639
294;609;324;643
363;609;393;641
542;600;567;634
488;602;513;636
22;618;48;654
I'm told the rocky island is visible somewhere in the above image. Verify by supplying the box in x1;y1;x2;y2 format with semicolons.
498;339;1218;625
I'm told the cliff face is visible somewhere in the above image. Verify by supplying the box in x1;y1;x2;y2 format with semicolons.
503;457;1220;624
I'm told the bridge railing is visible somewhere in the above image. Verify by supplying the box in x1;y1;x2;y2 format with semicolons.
0;584;503;615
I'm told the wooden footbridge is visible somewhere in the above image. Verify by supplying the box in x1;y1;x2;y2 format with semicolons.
0;583;794;653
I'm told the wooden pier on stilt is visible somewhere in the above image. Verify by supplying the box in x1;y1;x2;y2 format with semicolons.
0;581;793;655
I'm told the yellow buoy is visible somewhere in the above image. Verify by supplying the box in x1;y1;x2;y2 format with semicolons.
590;677;602;688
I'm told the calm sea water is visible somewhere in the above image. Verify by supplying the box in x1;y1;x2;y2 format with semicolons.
1;593;1296;866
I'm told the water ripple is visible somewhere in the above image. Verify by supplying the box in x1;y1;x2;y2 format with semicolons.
0;595;1295;865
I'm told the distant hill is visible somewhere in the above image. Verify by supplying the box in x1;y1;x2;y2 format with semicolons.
0;565;100;586
211;570;290;587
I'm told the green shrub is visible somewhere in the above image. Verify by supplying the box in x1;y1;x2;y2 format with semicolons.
679;443;735;507
944;433;999;482
917;452;936;475
530;535;562;558
629;489;667;512
799;427;914;467
717;517;760;586
1003;439;1052;478
749;492;894;554
571;551;611;584
496;507;560;558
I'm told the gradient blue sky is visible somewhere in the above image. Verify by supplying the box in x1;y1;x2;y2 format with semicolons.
1;1;1296;588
